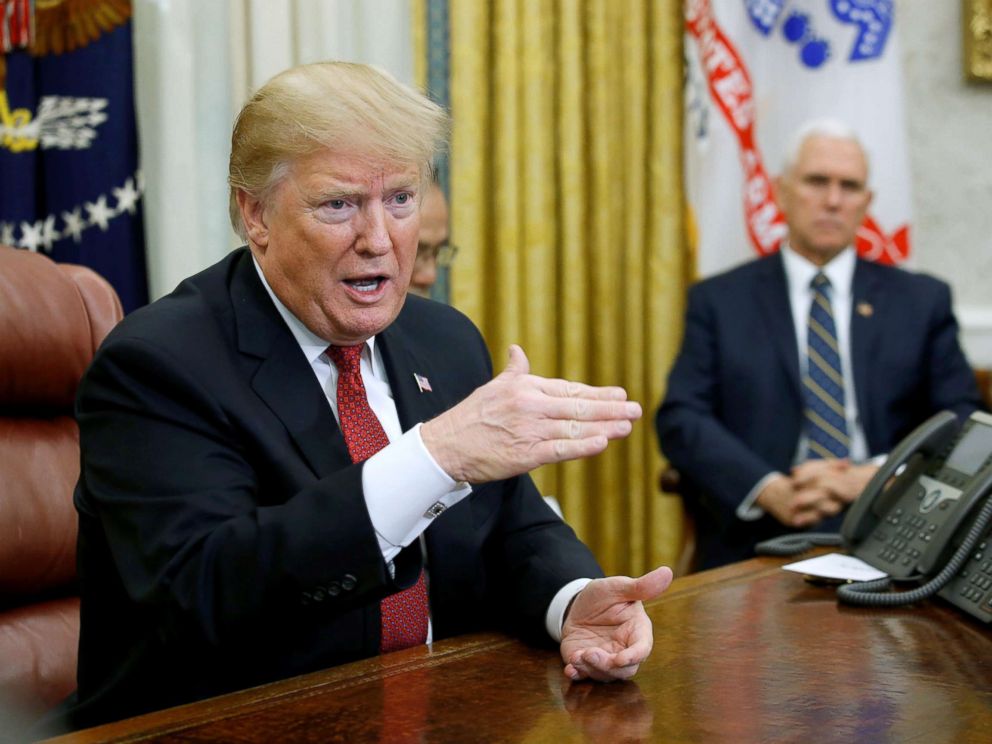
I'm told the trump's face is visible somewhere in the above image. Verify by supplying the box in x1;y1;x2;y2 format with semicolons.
240;149;420;345
776;135;872;266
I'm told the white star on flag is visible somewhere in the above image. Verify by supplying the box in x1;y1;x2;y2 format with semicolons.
40;215;58;252
19;220;44;252
113;178;140;215
85;195;114;231
62;208;86;243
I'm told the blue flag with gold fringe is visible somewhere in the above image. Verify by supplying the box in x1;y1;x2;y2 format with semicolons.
0;0;147;312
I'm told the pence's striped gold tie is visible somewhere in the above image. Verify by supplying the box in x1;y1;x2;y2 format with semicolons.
803;273;850;459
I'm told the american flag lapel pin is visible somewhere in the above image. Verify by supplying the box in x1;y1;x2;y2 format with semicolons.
413;373;433;393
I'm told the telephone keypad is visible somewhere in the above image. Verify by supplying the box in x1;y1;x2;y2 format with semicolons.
870;510;935;576
940;536;992;619
959;585;984;603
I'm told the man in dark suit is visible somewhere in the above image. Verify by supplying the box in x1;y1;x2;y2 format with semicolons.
656;119;984;570
66;61;673;730
408;179;453;298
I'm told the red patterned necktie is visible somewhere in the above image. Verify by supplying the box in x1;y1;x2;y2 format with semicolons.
327;344;429;653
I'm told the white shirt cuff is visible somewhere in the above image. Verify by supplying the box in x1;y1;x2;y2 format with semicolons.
545;578;593;643
363;423;472;562
736;472;784;521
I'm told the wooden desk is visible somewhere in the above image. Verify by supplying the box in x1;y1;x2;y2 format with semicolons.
45;557;992;743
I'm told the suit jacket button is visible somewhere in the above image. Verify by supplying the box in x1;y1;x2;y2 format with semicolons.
300;592;313;606
326;581;341;597
341;574;357;591
311;588;326;602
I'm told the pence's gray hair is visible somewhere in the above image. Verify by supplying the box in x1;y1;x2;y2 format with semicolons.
781;118;870;184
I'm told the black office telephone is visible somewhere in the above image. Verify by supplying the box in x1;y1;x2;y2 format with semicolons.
757;410;992;623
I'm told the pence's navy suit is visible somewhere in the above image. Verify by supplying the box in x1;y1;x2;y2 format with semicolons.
68;248;602;729
655;252;984;569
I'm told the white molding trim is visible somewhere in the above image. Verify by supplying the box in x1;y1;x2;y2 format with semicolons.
958;306;992;368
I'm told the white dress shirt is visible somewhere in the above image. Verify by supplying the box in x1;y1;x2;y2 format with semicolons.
252;259;585;640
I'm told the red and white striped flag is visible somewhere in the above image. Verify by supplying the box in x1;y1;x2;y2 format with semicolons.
684;0;910;278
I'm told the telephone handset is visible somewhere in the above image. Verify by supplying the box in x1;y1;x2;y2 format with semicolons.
840;410;959;578
836;409;992;622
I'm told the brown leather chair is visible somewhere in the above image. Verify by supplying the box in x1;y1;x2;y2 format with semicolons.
658;468;697;577
0;246;123;724
976;369;992;412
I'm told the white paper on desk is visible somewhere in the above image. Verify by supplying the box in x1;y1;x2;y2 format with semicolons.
782;553;888;582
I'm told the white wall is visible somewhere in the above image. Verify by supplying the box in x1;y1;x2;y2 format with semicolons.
900;2;992;367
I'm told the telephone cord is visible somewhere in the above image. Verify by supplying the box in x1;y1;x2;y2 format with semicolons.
837;497;992;607
754;532;844;556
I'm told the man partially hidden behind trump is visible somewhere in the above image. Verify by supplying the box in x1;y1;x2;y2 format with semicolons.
60;61;673;730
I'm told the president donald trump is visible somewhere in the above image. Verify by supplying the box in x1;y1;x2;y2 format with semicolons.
64;61;673;730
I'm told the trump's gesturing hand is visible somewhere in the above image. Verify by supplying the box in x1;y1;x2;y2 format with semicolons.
560;566;674;683
421;345;641;484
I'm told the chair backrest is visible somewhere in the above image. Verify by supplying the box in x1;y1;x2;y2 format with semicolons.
976;368;992;412
0;246;123;722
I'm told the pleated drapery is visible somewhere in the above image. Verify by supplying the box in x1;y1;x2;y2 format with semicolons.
447;1;688;576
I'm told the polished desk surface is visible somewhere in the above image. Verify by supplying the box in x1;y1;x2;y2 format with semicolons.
46;556;992;743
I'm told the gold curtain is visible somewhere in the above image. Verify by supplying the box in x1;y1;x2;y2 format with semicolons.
447;0;688;577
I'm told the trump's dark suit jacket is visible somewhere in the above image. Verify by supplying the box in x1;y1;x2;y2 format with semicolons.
67;248;602;729
655;252;984;569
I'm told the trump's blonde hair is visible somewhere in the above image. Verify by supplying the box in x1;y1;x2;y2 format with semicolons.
228;61;449;239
